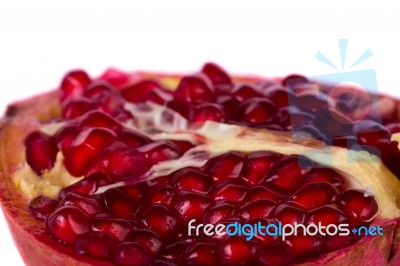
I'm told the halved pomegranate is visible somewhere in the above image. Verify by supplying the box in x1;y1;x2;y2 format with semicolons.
1;64;400;266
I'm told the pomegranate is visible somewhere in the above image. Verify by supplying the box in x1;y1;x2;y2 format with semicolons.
1;63;400;265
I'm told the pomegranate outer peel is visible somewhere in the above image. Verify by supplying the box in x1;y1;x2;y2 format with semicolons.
0;72;399;265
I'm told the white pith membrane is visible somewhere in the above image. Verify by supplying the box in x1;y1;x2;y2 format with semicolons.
13;100;400;221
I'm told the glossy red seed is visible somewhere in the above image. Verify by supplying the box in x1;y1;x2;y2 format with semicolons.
54;124;78;155
203;201;236;225
281;74;309;88
212;181;247;203
114;242;153;266
237;98;276;125
125;229;163;254
186;242;218;265
114;109;135;123
289;182;339;211
98;142;150;180
83;82;123;114
147;185;175;206
202;62;232;87
256;244;294;266
58;172;111;198
78;110;123;133
356;130;393;160
64;127;116;176
139;140;182;165
98;68;129;88
120;182;148;201
172;191;211;222
119;127;152;148
285;235;324;257
239;199;276;220
75;232;116;259
242;151;279;185
266;157;310;194
121;80;161;103
25;131;59;175
217;95;239;116
166;100;190;117
103;189;141;220
168;140;194;154
60;70;91;102
277;106;313;130
265;88;294;108
173;75;215;105
59;192;103;216
62;98;97;119
245;186;284;202
233;84;263;102
162;241;187;264
172;168;212;194
190;103;225;123
295;94;328;113
142;204;178;238
147;88;173;105
307;205;348;226
204;152;245;183
83;82;118;99
219;236;255;265
302;169;344;190
46;206;90;245
273;204;305;225
340;189;378;226
29;195;59;220
92;215;133;241
315;109;352;137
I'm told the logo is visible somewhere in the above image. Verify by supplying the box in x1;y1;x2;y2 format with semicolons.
188;219;383;241
284;39;382;167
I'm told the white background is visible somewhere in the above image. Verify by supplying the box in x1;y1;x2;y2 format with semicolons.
1;1;400;265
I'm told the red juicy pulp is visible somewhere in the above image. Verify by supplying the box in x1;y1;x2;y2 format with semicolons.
30;151;379;265
24;63;389;265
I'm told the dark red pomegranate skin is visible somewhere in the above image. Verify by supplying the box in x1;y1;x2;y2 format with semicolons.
1;65;400;266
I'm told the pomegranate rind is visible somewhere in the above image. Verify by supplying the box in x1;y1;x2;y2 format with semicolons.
303;218;400;266
0;71;399;265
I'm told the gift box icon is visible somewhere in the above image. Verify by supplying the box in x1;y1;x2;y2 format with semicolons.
284;40;383;167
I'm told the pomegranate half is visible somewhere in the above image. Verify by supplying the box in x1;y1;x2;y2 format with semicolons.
1;64;400;265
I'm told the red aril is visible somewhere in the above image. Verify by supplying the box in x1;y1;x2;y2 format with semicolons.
64;127;116;176
92;215;133;242
121;80;161;103
190;103;225;123
173;75;215;105
124;229;163;255
139;140;182;165
203;151;245;183
236;98;276;125
232;84;263;102
142;204;178;239
25;131;59;175
202;62;232;87
75;232;116;259
29;195;59;220
46;206;91;245
60;70;91;102
340;189;378;227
